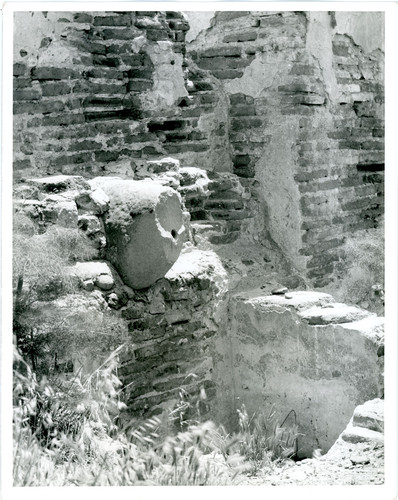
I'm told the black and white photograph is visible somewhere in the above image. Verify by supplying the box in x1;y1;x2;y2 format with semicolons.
2;1;397;497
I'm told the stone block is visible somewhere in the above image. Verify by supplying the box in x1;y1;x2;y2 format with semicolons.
69;261;115;290
353;398;384;432
41;196;78;228
91;178;185;289
27;174;90;193
341;424;383;445
299;303;372;325
75;188;110;215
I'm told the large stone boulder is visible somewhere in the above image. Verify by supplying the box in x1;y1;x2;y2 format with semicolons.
90;177;185;289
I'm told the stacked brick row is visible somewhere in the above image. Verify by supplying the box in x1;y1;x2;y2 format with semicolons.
175;167;255;245
296;34;384;286
189;11;308;181
13;11;195;179
118;271;222;420
187;11;384;286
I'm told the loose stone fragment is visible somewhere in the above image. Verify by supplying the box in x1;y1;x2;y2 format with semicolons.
350;455;370;465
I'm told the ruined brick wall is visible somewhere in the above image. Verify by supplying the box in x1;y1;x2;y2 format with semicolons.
118;249;227;422
187;11;384;286
14;11;384;287
13;11;229;180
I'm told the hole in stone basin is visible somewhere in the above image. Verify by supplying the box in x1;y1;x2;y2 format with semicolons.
171;229;177;239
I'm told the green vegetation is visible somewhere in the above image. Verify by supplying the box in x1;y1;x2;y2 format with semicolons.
13;345;300;486
335;218;384;315
12;208;300;486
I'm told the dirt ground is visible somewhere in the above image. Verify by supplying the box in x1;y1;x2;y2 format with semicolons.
237;439;384;486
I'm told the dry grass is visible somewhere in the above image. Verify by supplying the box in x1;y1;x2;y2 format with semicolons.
13;346;299;486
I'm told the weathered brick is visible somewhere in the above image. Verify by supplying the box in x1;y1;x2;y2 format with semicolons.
14;63;27;76
278;82;321;94
332;43;349;57
230;93;254;105
281;106;317;116
41;81;72;96
360;141;384;150
83;96;122;108
205;199;244;210
125;133;157;143
231;117;263;130
14;77;32;89
14;158;31;170
164;132;188;142
199;46;242;58
42;113;85;127
68;140;102;152
259;15;285;28
190;209;208;221
127;80;153;92
84;108;141;121
230;105;256;116
294;169;328;182
92;55;120;67
93;14;132;26
289;64;315;76
13;88;41;101
31;67;78;80
209;231;241;245
211;208;252;219
233;165;256;178
127;68;153;79
372;128;384;138
190;81;214;92
52;152;93;167
94;150;120;162
13;102;38;114
233;154;251;166
164;143;209;153
216;11;250;22
99;27;142;40
338;140;362;150
148;120;185;132
146;29;170;41
73;13;93;23
69;39;106;55
84;68;125;80
223;30;257;43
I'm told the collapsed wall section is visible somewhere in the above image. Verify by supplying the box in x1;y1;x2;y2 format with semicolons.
13;11;229;180
213;290;384;457
14;172;229;425
186;11;384;286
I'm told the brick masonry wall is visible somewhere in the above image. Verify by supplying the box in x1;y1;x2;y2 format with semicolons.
118;267;225;422
187;11;384;286
13;11;230;181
